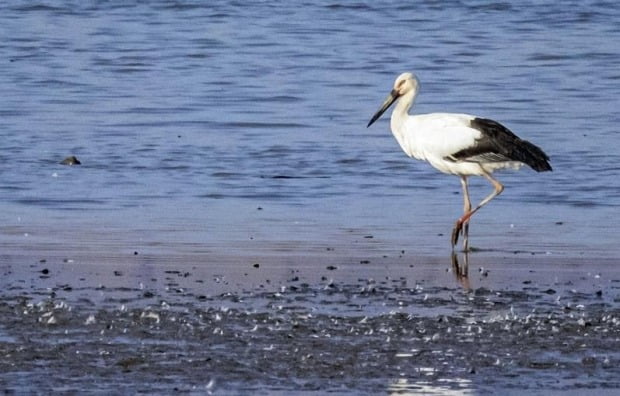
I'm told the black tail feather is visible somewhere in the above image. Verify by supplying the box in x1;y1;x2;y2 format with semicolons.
470;118;552;172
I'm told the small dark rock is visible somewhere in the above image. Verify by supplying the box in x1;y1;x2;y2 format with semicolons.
582;356;597;366
529;361;555;369
60;156;81;165
117;357;146;371
253;263;260;268
41;268;49;275
326;265;337;270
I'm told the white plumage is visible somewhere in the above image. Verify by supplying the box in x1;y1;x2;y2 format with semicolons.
367;72;551;250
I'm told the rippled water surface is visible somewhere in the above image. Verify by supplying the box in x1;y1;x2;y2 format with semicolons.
1;0;619;256
1;0;620;393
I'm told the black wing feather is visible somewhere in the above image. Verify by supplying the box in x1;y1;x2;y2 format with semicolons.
449;118;552;172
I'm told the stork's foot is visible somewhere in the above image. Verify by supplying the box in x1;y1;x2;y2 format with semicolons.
451;220;463;248
451;219;470;251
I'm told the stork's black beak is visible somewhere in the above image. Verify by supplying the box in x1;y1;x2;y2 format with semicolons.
367;89;399;127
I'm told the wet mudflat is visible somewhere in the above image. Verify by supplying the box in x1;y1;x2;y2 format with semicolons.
1;252;619;394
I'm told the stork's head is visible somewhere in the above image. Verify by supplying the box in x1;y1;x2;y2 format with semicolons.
367;72;420;127
392;72;419;97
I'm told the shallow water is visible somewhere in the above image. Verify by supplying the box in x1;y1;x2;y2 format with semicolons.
1;0;620;393
1;0;620;256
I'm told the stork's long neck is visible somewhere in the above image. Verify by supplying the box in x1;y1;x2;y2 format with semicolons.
390;89;417;132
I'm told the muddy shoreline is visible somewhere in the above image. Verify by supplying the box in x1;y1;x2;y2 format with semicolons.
1;249;619;394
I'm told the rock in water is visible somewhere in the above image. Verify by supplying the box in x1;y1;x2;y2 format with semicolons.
60;156;81;165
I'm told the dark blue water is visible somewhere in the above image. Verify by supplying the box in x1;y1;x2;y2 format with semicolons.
1;0;620;257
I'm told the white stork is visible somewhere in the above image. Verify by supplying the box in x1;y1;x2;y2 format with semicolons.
367;72;552;251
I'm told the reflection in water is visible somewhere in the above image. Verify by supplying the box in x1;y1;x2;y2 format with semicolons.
388;376;473;395
451;253;471;291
